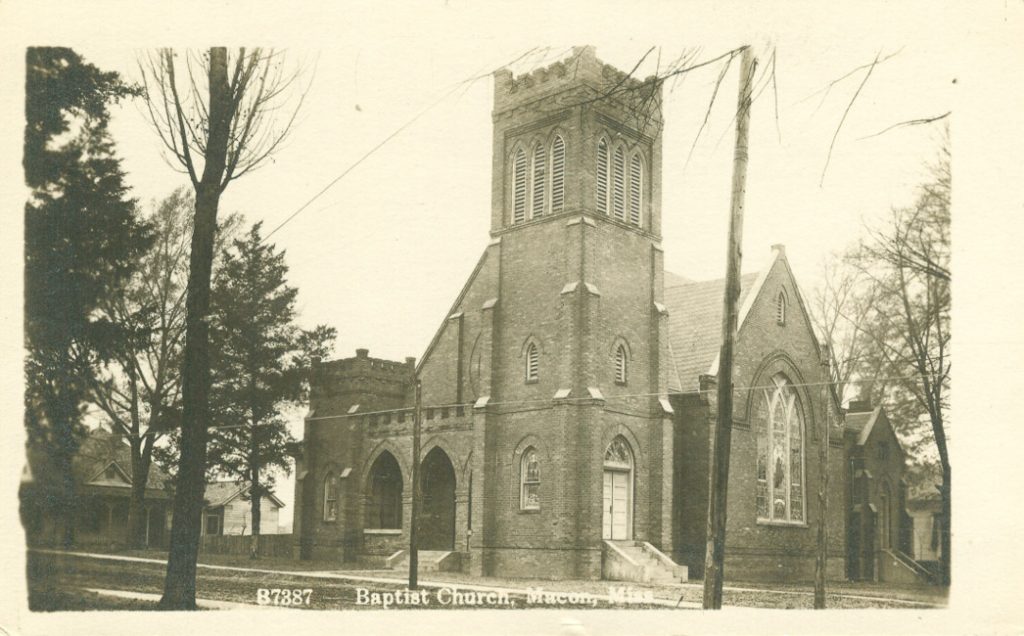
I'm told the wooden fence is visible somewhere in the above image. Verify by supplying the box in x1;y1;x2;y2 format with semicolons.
199;533;294;558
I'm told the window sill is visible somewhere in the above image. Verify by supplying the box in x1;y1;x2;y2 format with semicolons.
525;379;538;385
322;518;337;524
756;519;809;528
518;508;541;514
363;528;402;535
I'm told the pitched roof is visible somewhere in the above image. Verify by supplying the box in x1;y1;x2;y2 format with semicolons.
663;271;759;392
203;481;286;509
844;409;877;443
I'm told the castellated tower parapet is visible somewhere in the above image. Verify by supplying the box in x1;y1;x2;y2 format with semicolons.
309;348;415;417
489;45;664;237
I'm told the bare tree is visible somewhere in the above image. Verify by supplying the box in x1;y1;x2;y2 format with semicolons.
846;139;951;585
138;48;306;610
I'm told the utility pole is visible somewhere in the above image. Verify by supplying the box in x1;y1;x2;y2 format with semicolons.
702;45;756;610
814;348;831;608
408;379;422;589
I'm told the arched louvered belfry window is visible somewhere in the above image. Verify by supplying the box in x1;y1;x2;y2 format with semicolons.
513;148;527;224
614;343;628;384
629;153;643;227
596;137;609;215
520;447;540;510
612;146;626;220
525;342;539;383
550;135;565;214
532;143;546;218
754;373;805;523
777;291;787;325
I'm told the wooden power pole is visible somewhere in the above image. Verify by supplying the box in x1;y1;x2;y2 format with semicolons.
408;379;422;589
702;45;756;610
814;348;832;608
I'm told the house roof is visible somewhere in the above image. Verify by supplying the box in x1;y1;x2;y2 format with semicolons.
23;427;172;496
663;271;759;392
204;481;286;509
844;406;907;457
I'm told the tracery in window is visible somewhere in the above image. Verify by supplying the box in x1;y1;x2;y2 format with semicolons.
551;135;565;214
604;436;633;469
513;148;527;224
520;448;540;510
754;373;805;523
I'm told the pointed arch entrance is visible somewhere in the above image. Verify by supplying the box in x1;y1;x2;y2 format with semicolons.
419;447;457;550
602;436;634;540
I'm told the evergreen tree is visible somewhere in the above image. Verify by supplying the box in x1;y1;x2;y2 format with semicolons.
206;222;335;557
24;48;151;547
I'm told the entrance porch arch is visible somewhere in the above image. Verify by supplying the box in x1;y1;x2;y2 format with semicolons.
418;446;456;550
602;436;634;540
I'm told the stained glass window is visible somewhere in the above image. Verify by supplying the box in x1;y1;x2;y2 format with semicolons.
521;448;540;510
756;374;805;523
604;436;633;469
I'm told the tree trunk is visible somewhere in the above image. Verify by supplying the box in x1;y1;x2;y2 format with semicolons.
940;462;951;585
127;437;151;549
159;47;232;610
814;354;830;608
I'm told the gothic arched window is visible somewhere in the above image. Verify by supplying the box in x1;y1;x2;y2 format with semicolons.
754;373;805;523
532;143;546;218
629;153;643;227
612;146;626;220
513;148;527;224
520;448;540;510
323;472;339;522
525;342;539;383
551;135;565;214
614;343;628;385
596;138;609;215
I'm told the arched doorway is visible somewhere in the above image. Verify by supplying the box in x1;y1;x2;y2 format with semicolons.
419;447;456;550
602;436;634;540
366;451;403;529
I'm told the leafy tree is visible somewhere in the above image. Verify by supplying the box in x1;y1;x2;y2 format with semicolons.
206;223;335;557
88;188;242;547
24;47;151;547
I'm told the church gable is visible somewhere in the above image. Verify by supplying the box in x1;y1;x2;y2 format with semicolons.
416;242;500;407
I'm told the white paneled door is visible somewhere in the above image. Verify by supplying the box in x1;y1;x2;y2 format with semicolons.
602;470;631;540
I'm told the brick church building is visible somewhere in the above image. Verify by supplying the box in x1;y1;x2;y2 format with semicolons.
289;47;912;583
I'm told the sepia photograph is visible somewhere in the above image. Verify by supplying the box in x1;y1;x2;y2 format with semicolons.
1;2;1021;635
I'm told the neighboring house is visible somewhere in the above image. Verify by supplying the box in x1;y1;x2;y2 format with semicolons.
906;482;943;566
201;481;286;536
288;46;853;583
20;427;172;548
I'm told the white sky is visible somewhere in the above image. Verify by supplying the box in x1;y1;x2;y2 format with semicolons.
84;36;953;364
3;3;1024;627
